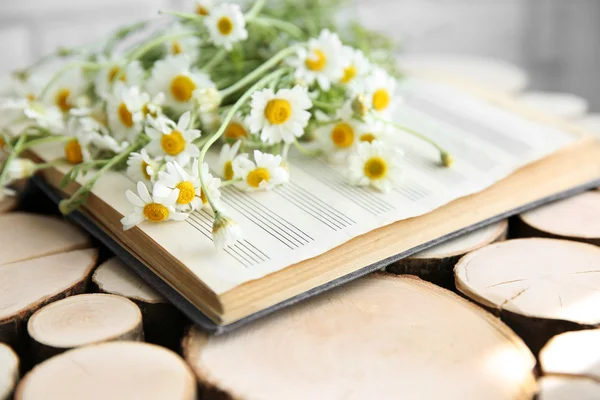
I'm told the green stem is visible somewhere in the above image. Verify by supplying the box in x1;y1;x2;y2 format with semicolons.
245;0;268;19
250;16;304;38
39;62;104;101
59;142;139;214
201;49;228;73
33;159;65;170
198;68;286;212
124;31;201;63
293;140;321;156
219;44;302;98
20;135;73;151
0;134;26;189
312;100;342;111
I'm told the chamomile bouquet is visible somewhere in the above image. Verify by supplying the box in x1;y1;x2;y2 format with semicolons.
0;0;451;248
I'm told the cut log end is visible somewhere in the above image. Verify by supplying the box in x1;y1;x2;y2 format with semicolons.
516;191;600;246
539;329;600;380
183;274;535;400
0;343;19;400
455;238;600;353
27;293;143;362
92;258;186;350
387;220;507;289
0;248;98;347
15;342;196;400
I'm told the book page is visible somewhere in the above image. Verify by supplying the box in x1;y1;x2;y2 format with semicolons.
34;77;577;295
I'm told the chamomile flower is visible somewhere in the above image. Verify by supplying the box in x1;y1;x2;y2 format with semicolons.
316;102;361;163
195;87;222;113
233;150;289;191
144;111;201;167
94;57;144;98
44;68;87;114
63;118;97;164
212;211;242;249
204;3;248;51
121;181;188;230
348;140;403;193
355;67;398;116
223;114;249;141
146;55;215;113
154;160;221;212
217;140;243;181
339;47;371;87
194;0;213;16
289;29;345;90
5;158;37;180
126;149;158;186
107;83;145;142
165;23;201;59
246;85;312;145
22;101;65;132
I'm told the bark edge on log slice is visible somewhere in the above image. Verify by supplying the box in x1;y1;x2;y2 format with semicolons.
183;274;536;400
0;248;98;347
387;220;507;289
455;238;600;353
515;191;600;246
0;343;19;400
15;341;196;400
27;293;143;362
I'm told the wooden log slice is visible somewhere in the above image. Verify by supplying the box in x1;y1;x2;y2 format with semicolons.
92;258;186;350
0;249;98;347
515;191;600;246
27;293;143;362
15;342;196;400
387;220;507;289
539;329;600;381
0;213;88;266
516;91;588;120
537;376;600;400
455;238;600;353
183;274;536;400
0;343;19;400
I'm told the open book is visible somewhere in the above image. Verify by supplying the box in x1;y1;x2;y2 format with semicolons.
30;77;600;332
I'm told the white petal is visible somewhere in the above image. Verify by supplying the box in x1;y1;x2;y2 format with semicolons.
126;190;145;208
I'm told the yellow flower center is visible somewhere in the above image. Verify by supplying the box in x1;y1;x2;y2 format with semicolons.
372;89;391;111
172;41;183;55
247;167;270;188
217;17;234;35
264;99;292;125
364;157;388;180
196;5;209;15
170;75;196;102
142;104;157;118
305;49;327;71
161;130;186;155
200;188;208;204
64;139;83;164
0;136;5;149
330;123;355;149
175;181;196;205
26;93;36;101
224;122;248;139
55;89;71;113
223;161;234;181
140;161;151;180
359;133;376;143
341;65;357;84
143;203;169;222
118;103;134;127
108;66;126;83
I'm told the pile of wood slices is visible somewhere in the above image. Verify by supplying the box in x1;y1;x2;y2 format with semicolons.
1;186;599;400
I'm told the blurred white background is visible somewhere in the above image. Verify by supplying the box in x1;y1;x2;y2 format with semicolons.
0;0;598;109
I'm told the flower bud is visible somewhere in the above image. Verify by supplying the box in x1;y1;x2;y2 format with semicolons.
7;158;37;180
351;94;368;118
441;152;454;168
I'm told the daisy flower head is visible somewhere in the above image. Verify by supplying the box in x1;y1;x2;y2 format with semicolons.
218;140;244;181
107;83;145;142
23;100;65;132
63;117;101;164
146;55;215;113
355;67;398;116
154;160;221;212
290;29;345;90
234;150;289;191
44;68;87;114
223;114;249;141
246;85;312;145
348;140;403;193
195;87;222;113
316;101;360;163
204;3;248;51
165;23;201;59
194;0;213;16
144;111;201;167
121;181;188;230
340;46;371;87
126;149;158;186
94;57;144;98
212;210;242;249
